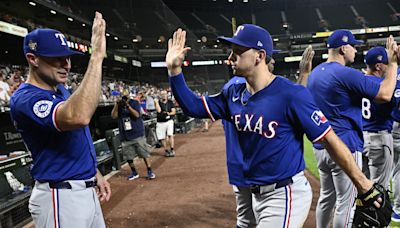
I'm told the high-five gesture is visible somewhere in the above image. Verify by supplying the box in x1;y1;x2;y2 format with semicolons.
91;12;106;59
387;35;398;64
166;28;191;76
297;45;315;86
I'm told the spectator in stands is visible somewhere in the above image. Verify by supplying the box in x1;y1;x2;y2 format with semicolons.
111;90;156;180
145;87;156;112
0;71;10;105
155;90;177;157
7;69;23;95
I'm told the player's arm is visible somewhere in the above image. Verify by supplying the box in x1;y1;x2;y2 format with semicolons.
166;29;226;120
297;45;314;86
320;131;375;195
95;169;111;202
374;35;398;103
55;12;106;131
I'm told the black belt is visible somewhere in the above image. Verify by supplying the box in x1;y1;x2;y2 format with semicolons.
49;180;97;189
250;178;293;194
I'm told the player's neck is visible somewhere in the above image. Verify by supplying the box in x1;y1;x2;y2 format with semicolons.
26;71;57;91
366;70;382;78
245;70;275;95
327;54;346;66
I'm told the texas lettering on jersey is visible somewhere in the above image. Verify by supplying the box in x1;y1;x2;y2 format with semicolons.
231;114;278;139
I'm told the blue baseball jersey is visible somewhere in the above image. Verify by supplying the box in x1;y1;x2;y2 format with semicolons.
222;76;248;187
362;76;400;132
170;73;332;185
391;69;400;122
10;83;97;182
118;99;145;141
307;62;380;152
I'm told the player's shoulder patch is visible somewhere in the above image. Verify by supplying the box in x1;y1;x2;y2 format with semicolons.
395;89;400;98
311;110;328;126
33;100;53;118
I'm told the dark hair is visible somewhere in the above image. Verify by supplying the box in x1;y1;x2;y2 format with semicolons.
121;96;128;101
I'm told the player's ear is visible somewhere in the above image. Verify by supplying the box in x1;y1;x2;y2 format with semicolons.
339;46;346;56
256;50;266;64
26;53;39;68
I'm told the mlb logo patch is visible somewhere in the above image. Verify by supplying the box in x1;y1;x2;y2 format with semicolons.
342;35;348;42
311;110;328;126
377;55;383;61
257;41;263;47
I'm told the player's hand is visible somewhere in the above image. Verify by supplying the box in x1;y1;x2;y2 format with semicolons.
166;28;191;76
386;35;398;64
154;98;159;103
96;173;111;202
91;12;106;59
299;45;315;75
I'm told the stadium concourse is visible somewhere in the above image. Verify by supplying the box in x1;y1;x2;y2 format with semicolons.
98;121;320;228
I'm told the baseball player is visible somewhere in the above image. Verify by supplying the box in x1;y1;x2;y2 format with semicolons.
10;12;111;228
392;68;400;222
362;46;400;190
166;25;380;227
307;30;399;228
224;47;314;228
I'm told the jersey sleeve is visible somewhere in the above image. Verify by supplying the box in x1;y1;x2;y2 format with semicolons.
288;87;332;143
12;91;65;132
169;73;228;120
338;68;380;100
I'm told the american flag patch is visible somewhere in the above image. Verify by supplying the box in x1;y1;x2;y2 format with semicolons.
311;110;328;126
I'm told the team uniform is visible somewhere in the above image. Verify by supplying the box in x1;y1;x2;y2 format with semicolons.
362;75;400;188
222;76;257;228
391;68;400;221
308;61;380;228
170;72;332;227
10;83;105;228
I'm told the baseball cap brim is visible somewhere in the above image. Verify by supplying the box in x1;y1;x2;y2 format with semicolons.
36;49;84;57
350;40;364;46
218;36;257;49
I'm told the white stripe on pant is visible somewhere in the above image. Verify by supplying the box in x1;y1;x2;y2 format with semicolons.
252;171;312;228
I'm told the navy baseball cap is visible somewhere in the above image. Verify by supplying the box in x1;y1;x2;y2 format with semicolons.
364;46;388;65
23;28;83;57
326;29;364;49
218;24;276;56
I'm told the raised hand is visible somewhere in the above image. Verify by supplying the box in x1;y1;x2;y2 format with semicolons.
166;28;191;76
299;45;315;75
386;35;398;64
91;12;106;59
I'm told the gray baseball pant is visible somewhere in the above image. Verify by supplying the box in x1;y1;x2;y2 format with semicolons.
362;131;393;189
232;185;257;228
313;149;362;228
29;179;105;228
252;171;312;228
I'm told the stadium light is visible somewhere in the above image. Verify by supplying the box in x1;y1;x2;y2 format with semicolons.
228;0;233;2
82;23;86;27
50;10;57;15
243;0;248;2
67;17;73;22
114;36;118;40
29;2;36;6
106;33;110;37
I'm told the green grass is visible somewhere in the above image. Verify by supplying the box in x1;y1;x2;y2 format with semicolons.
303;137;400;227
303;137;319;179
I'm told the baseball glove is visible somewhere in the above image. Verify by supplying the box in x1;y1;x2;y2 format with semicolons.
352;183;392;228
